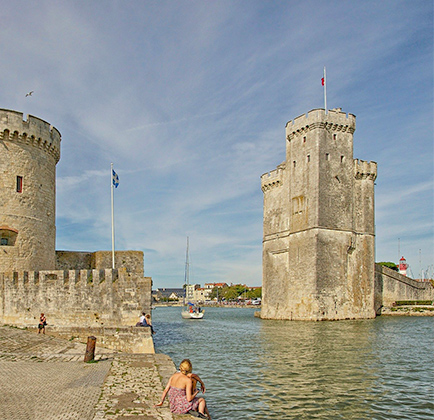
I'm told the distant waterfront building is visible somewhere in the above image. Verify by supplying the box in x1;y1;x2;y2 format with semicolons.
185;283;199;301
193;287;209;302
152;288;184;301
260;108;377;321
204;282;228;289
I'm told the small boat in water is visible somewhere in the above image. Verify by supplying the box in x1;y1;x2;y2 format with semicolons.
181;306;204;319
181;237;204;319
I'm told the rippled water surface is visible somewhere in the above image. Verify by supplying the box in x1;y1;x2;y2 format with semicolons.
153;307;433;419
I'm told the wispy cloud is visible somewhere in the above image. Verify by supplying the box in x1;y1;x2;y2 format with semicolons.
376;180;433;209
1;1;432;286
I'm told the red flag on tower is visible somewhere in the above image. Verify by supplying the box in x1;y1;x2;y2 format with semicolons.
322;67;327;113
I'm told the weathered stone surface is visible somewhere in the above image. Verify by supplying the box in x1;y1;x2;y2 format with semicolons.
261;108;377;321
0;109;153;339
0;109;61;271
56;250;146;276
0;268;152;328
375;264;434;312
41;326;155;354
261;108;434;321
0;325;200;420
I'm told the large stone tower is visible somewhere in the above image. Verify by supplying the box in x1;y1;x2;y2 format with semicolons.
260;108;377;320
0;109;61;271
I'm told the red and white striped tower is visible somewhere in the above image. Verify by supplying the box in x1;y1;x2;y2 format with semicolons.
399;256;408;276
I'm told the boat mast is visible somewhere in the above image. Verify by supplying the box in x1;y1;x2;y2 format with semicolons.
185;236;189;302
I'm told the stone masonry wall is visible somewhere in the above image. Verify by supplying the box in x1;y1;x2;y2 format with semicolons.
261;108;377;321
91;251;145;276
0;109;61;271
374;264;434;312
42;326;155;353
0;268;152;328
55;251;93;270
56;250;144;275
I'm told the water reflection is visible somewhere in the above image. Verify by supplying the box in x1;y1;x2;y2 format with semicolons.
153;307;434;420
257;319;381;419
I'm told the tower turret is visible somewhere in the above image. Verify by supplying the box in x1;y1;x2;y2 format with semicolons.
0;109;61;271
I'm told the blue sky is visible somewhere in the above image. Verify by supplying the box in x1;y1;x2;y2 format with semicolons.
1;1;432;287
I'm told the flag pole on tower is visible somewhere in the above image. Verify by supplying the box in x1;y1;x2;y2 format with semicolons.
111;163;119;269
322;66;327;114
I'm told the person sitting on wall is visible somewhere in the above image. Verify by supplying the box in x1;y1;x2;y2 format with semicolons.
155;358;211;419
144;314;155;334
136;312;146;327
135;313;155;334
38;313;47;334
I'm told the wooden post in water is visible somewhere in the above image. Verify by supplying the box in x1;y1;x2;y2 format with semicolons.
84;336;97;362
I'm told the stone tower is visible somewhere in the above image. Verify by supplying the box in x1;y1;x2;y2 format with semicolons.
260;108;377;321
0;109;61;271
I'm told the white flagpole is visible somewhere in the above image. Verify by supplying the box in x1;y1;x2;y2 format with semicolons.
111;163;115;269
324;66;327;114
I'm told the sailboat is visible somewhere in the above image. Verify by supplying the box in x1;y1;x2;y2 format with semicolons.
181;237;204;319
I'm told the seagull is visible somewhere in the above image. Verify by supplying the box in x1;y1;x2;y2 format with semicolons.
25;91;34;97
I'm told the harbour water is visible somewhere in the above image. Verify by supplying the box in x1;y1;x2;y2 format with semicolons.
152;307;433;420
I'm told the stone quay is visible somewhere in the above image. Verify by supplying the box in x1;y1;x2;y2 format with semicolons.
0;325;198;420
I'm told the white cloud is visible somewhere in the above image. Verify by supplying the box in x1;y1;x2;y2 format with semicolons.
1;0;432;286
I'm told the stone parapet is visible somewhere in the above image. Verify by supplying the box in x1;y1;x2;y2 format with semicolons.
0;268;152;328
286;108;356;141
354;159;377;180
374;264;434;312
38;326;155;354
261;165;284;192
0;109;61;163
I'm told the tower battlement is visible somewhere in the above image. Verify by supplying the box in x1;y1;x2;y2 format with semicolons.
261;163;285;192
354;159;377;180
286;108;356;140
0;109;61;162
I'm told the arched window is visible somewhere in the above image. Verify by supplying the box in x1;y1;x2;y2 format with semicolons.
0;226;18;246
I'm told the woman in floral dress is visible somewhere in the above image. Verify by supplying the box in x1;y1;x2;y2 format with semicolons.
155;359;211;419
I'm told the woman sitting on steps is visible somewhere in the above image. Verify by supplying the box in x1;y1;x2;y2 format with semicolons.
155;358;211;419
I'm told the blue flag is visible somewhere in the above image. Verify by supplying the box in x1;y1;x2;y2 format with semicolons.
112;169;119;188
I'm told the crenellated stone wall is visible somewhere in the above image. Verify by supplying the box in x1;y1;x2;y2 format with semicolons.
0;268;152;328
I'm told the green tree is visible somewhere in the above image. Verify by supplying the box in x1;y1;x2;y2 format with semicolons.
378;262;398;271
209;285;262;301
247;288;262;299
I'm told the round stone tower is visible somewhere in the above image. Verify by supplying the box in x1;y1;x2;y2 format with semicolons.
0;109;61;271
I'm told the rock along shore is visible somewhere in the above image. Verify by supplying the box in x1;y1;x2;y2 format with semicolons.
0;325;199;420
